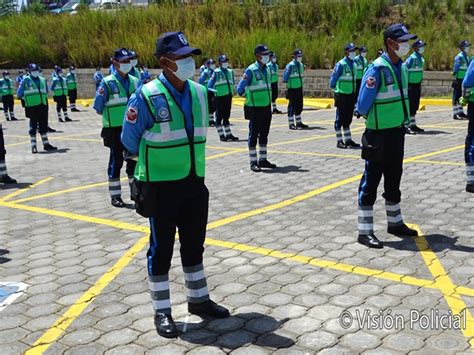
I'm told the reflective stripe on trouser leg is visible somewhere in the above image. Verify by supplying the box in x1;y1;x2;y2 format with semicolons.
209;113;214;121
9;111;15;119
467;163;474;184
385;201;403;227
63;110;69;120
30;135;37;148
70;103;76;110
216;125;225;139
358;205;374;235
224;125;232;137
108;178;121;197
335;128;343;143
0;160;6;176
272;102;277;110
149;274;171;314
288;116;294;126
409;115;416;127
259;145;267;160
249;147;257;164
295;115;302;125
57;111;62;121
4;111;9;120
343;128;352;142
183;263;209;304
40;134;49;145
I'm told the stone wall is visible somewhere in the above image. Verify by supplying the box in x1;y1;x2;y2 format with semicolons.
8;68;454;99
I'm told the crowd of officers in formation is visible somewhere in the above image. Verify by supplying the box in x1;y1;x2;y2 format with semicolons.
1;24;474;338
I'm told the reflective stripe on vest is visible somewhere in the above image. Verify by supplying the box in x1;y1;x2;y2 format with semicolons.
102;74;139;128
407;52;424;84
287;61;303;89
23;76;48;107
366;57;410;130
245;63;271;107
53;77;68;96
455;52;470;80
213;68;235;97
136;79;208;182
335;58;357;94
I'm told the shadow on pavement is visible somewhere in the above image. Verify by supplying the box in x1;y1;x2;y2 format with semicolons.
384;233;474;253
39;148;70;154
0;182;33;190
0;249;10;264
262;165;309;174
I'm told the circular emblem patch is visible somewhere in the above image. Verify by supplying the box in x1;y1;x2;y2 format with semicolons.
158;107;169;119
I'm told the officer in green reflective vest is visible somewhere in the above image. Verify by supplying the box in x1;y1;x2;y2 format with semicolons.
405;40;426;133
0;71;17;121
121;31;230;338
207;54;239;142
50;67;72;123
0;122;17;184
66;66;79;112
93;48;140;208
237;44;277;172
452;40;471;120
267;52;282;114
354;23;419;249
17;63;58;154
354;46;368;98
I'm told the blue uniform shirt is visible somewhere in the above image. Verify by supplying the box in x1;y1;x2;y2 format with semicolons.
17;76;48;98
15;75;24;85
356;53;403;116
462;60;474;89
453;51;470;75
236;61;268;97
121;73;193;154
198;68;213;85
404;51;422;69
140;69;151;83
329;57;355;89
93;72;131;115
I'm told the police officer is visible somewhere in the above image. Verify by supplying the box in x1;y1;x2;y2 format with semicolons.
452;40;470;120
129;50;141;79
199;59;216;127
355;24;418;249
93;48;140;208
15;70;25;88
284;49;308;130
51;65;59;81
0;123;17;184
208;54;239;142
199;57;208;74
93;66;103;90
460;59;474;192
51;67;71;123
405;40;426;133
354;46;368;98
17;64;58;154
0;71;17;121
121;31;229;338
140;65;152;84
66;65;79;112
267;52;282;114
237;44;277;172
330;43;360;149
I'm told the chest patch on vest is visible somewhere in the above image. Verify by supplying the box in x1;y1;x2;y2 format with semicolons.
254;71;262;81
126;107;138;124
381;67;394;86
149;94;172;123
108;81;120;95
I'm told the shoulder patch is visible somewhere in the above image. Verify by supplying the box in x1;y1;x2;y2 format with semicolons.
126;106;138;124
366;76;376;89
98;86;105;96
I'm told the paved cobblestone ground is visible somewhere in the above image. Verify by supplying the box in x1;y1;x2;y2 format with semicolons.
0;103;473;354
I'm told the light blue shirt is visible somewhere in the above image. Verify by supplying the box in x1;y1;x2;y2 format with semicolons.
462;60;474;89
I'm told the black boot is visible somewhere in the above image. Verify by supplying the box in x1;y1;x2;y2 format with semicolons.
154;313;178;338
31;146;38;154
71;108;80;112
0;175;17;184
111;196;126;208
226;134;239;141
466;184;474;193
289;124;297;130
358;234;383;249
250;164;261;172
65;117;72;122
188;300;230;318
258;159;277;169
44;143;58;151
337;141;347;149
411;125;424;133
345;140;360;148
296;122;309;129
47;126;56;133
387;223;418;237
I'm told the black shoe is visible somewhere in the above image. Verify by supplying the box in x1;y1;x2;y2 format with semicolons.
345;139;360;148
387;224;418;237
226;134;239;141
296;123;309;129
272;108;283;114
71;108;80;112
10;117;18;121
111;196;126;208
5;117;10;121
358;234;383;249
289;124;297;130
43;143;57;151
250;164;261;172
188;300;230;318
209;120;216;127
0;175;17;184
411;125;424;133
47;126;56;133
154;313;178;338
65;117;72;122
459;112;468;119
258;159;277;169
58;117;64;123
466;184;474;193
405;127;416;135
219;136;228;142
31;146;38;154
337;142;347;149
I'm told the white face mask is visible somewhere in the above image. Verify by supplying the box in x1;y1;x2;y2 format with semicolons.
71;70;76;74
30;71;40;78
271;57;277;63
361;52;367;58
130;59;138;67
4;75;9;80
260;55;270;64
296;57;303;63
221;63;229;69
464;46;471;54
210;64;216;70
172;57;196;81
348;52;356;60
118;63;132;74
418;47;425;54
394;42;410;58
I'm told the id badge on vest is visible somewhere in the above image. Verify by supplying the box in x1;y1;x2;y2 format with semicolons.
149;94;172;123
381;67;394;86
107;81;120;95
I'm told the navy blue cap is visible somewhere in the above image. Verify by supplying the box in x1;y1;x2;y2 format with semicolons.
344;43;358;51
3;71;9;75
293;49;303;57
254;44;271;55
113;48;131;61
218;55;228;63
206;59;215;65
459;40;471;48
55;66;62;73
18;70;24;73
359;46;368;52
384;23;417;41
129;50;138;58
155;31;201;57
28;63;39;71
413;40;426;48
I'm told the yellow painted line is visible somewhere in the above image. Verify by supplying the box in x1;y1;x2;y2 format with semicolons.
404;145;464;163
5;140;30;148
420;98;452;106
419;104;426;111
207;145;244;152
413;159;465;166
0;176;54;202
412;225;474;350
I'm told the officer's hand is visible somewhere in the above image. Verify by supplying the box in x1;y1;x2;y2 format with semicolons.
354;110;361;119
459;97;467;106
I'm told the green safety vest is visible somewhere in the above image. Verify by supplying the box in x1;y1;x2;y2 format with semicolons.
267;62;279;83
366;57;410;130
102;74;140;128
66;73;77;90
213;68;234;97
136;79;208;182
407;52;425;84
454;52;470;80
22;76;48;107
0;78;14;96
52;76;68;97
355;55;368;80
286;60;304;89
335;58;357;94
244;62;272;107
